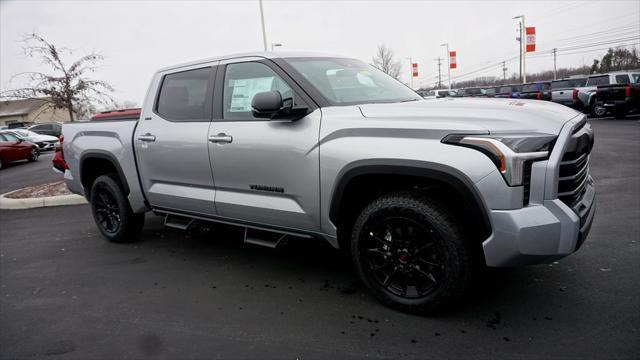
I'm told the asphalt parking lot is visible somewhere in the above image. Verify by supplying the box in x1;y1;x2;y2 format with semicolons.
0;117;638;359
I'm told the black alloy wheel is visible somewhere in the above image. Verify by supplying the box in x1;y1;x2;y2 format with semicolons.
351;192;474;314
93;188;122;234
359;216;445;299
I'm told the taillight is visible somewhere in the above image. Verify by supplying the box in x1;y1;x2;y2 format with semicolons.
572;89;578;101
536;92;542;100
53;134;68;171
625;86;632;97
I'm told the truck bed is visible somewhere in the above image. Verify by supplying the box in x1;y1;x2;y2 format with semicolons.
62;119;148;213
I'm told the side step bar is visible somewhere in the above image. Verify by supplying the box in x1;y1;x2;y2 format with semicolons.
244;228;289;249
156;209;310;249
164;214;194;230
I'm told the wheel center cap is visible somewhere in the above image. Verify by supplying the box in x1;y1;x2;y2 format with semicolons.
398;249;409;264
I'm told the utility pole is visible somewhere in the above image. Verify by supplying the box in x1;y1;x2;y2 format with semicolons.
259;0;267;51
435;57;443;88
406;57;413;89
514;16;524;83
553;48;558;80
502;61;507;81
440;43;451;89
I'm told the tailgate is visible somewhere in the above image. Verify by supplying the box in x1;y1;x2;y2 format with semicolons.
597;85;627;101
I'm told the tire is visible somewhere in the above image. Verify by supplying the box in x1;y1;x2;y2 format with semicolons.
350;192;474;314
90;174;144;243
27;147;39;162
590;104;606;118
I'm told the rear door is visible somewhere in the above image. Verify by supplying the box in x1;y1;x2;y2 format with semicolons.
208;58;322;232
134;63;219;216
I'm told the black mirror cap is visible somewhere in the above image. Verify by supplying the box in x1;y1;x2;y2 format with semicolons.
252;91;283;118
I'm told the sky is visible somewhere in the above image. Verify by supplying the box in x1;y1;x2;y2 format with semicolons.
1;0;638;105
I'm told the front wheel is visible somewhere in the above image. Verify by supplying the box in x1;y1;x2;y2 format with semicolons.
90;174;145;243
27;147;39;162
351;192;474;314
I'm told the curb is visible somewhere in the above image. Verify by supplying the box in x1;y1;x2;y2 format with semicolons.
0;190;87;210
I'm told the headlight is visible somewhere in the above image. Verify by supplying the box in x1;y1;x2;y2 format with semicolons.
442;133;556;186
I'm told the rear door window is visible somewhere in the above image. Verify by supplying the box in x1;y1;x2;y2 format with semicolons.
586;76;609;86
156;67;213;121
615;74;630;84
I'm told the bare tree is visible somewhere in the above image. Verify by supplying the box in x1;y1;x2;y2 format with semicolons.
372;44;402;79
0;33;114;121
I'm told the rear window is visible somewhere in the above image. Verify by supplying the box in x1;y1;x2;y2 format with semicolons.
511;84;522;92
457;89;466;95
156;67;211;121
499;86;511;93
485;88;496;95
586;75;609;86
466;88;482;95
522;84;538;92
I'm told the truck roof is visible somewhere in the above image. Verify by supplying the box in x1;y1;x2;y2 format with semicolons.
157;51;345;72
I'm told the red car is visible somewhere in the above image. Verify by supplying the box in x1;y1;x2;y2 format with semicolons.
0;131;40;169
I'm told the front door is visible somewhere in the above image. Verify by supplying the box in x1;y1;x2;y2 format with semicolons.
209;59;322;232
134;64;218;216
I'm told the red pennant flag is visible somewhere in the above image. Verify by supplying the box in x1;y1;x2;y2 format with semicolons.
449;51;457;69
412;63;418;77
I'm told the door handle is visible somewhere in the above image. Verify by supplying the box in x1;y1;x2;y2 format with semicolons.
208;133;233;144
137;133;156;142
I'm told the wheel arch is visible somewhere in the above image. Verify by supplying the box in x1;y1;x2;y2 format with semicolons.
79;151;130;196
329;159;493;247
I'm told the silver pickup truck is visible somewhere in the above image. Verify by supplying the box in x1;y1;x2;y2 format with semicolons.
60;52;596;314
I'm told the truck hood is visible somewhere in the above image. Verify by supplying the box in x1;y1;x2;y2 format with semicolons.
358;98;582;135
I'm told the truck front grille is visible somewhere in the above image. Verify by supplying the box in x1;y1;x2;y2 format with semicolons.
558;152;589;207
557;119;594;210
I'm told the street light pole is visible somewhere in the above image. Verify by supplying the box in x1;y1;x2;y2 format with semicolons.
513;15;526;83
259;0;268;51
441;43;451;89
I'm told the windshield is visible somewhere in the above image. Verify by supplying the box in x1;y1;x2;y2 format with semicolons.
285;57;422;105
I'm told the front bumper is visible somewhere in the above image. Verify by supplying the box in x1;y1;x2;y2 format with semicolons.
482;177;595;266
479;116;595;267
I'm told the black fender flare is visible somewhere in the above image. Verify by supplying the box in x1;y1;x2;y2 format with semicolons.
329;159;492;235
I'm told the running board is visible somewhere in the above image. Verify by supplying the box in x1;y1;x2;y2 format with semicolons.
164;214;194;230
244;228;289;249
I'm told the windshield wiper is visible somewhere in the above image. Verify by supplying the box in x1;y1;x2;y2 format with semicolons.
399;98;420;103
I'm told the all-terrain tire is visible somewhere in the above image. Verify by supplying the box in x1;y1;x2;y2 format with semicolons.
350;192;475;314
90;174;144;243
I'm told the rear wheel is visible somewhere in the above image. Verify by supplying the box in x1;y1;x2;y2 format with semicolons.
90;174;144;243
27;147;39;162
351;192;474;314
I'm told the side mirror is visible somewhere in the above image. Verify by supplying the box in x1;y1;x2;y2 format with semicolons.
16;138;23;144
251;91;309;121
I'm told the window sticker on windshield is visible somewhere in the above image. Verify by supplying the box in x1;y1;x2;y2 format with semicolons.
229;77;274;112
